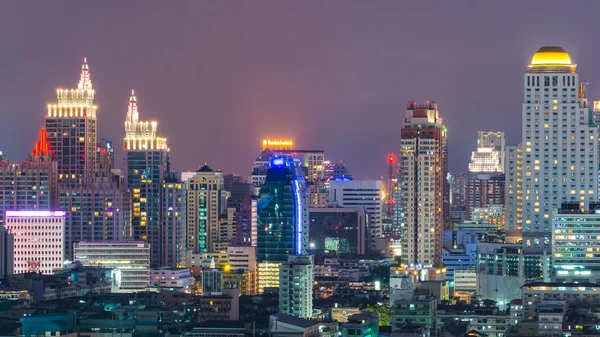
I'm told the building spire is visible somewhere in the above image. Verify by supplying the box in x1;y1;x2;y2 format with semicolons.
127;89;139;123
32;127;52;158
78;57;92;90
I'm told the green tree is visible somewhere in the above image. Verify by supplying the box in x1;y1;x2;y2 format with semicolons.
363;303;392;326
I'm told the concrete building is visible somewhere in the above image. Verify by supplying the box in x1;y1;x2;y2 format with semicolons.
123;91;170;266
522;281;600;320
45;59;97;186
201;269;223;295
506;46;599;247
476;131;505;171
453;268;477;292
149;267;193;291
341;313;379;337
95;138;115;178
5;210;65;275
279;255;314;318
309;206;367;256
186;164;228;253
269;313;322;337
233;194;257;246
227;246;257;295
20;312;77;337
396;101;448;266
161;176;186;267
469;148;503;174
552;201;600;283
74;241;150;292
329;180;382;254
465;174;505;221
442;244;476;287
0;224;14;277
274;150;325;183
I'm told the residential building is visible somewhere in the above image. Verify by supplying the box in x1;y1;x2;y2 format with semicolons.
465;174;505;221
552;201;600;283
329;180;382;254
5;210;65;275
162;176;186;267
308;181;329;208
186;164;228;253
453;268;477;292
227;246;257;295
45;59;97;186
442;244;476;287
149;267;193;291
124;90;170;266
436;302;510;337
0;225;14;277
251;147;273;188
341;313;379;337
504;145;522;242
279;255;314;318
391;294;437;330
522;281;600;320
309;206;367;256
469;148;503;173
233;194;257;246
508;46;599;247
73;241;150;292
396;101;448;266
274;150;325;183
269;313;322;337
202;269;223;295
477;131;506;171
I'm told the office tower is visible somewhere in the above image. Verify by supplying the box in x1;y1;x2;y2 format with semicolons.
307;181;328;208
213;208;237;252
202;269;223;295
74;241;150;293
59;174;128;260
278;255;314;318
477;131;505;171
552;201;600;283
396;101;448;267
308;206;367;256
234;194;257;246
256;157;309;292
162;175;186;267
45;58;97;186
123;90;170;266
0;129;58;225
186;164;228;253
465;174;505;220
227;246;257;295
223;173;254;212
507;46;599;246
96;139;114;177
252;147;274;188
329;180;382;254
0;225;14;277
5;210;65;275
275;150;325;183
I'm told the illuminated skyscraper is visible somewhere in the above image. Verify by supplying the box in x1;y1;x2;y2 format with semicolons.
45;58;97;186
396;101;448;267
161;175;186;267
506;46;599;246
256;157;309;292
96;139;115;177
123;90;170;266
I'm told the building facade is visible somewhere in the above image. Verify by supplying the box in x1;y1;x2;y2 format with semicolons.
123;91;170;266
308;206;367;256
396;101;448;266
278;255;314;318
5;210;65;275
0;225;14;278
161;176;186;267
465;174;505;221
45;59;97;186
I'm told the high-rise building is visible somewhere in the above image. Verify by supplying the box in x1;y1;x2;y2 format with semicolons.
186;164;228;253
223;173;254;212
329;180;382;254
307;181;328;208
162;175;186;267
507;46;599;246
96;139;115;178
275;150;325;183
465;174;505;220
552;201;600;283
504;145;522;241
468;148;503;174
256;157;309;292
251;148;274;188
477;131;505;171
45;58;97;186
227;246;257;295
278;255;314;318
0;225;14;278
123;90;170;266
396;101;448;267
59;174;129;260
0;129;59;225
201;269;223;295
234;194;257;246
5;210;65;275
74;241;150;293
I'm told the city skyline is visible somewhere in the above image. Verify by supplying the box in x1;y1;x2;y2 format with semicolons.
3;2;600;179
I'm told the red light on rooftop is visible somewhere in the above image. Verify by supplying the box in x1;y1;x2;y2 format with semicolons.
388;155;395;163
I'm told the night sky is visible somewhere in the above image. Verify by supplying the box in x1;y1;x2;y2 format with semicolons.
2;1;600;180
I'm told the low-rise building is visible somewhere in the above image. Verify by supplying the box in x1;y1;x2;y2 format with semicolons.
341;312;379;337
521;282;599;320
149;267;194;292
269;313;322;337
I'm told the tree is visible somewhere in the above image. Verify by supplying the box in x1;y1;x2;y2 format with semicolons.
363;303;392;326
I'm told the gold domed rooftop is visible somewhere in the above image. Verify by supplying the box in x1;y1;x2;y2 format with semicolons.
528;46;575;73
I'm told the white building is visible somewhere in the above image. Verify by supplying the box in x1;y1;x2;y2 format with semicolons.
468;147;502;173
506;46;599;247
477;131;505;170
186;165;228;253
149;267;193;292
74;241;150;293
329;180;382;253
227;246;256;273
453;268;476;292
5;210;65;275
396;101;448;266
279;255;314;318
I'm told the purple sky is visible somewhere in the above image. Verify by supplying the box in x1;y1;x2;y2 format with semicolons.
2;1;600;180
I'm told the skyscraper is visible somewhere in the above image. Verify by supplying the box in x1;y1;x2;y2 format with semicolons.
124;90;170;266
506;46;599;246
278;255;314;318
396;101;448;267
96;138;115;178
0;225;14;278
186;164;228;253
161;175;186;267
45;58;97;186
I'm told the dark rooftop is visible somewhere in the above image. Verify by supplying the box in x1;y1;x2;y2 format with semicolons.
271;313;320;328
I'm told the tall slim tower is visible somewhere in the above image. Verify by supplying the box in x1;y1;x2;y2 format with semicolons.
45;58;97;186
397;101;447;267
124;90;170;266
506;46;599;246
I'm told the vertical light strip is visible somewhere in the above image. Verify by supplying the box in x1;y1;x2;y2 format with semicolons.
293;180;303;255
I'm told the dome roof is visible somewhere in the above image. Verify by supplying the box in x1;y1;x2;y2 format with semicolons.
530;46;572;65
